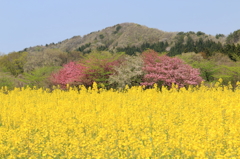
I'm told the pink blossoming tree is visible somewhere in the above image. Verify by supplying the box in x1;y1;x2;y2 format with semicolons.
141;50;203;88
49;62;89;89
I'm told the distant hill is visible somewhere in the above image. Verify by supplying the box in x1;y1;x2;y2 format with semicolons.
23;22;227;54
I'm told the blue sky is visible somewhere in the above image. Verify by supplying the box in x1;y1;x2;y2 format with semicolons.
1;0;240;54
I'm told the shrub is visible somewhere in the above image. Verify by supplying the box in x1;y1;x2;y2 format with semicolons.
141;50;203;88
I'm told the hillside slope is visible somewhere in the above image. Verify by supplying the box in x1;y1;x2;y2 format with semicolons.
30;23;176;52
24;22;225;53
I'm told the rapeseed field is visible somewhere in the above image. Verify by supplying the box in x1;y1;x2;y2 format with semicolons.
0;81;240;158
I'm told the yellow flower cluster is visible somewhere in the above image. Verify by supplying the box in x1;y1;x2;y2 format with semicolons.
0;82;240;158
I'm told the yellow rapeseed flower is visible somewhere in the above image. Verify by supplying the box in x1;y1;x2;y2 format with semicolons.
0;83;239;158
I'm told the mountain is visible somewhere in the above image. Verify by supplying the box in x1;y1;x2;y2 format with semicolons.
24;22;226;54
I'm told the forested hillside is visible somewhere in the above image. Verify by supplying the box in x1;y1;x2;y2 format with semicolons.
0;23;240;90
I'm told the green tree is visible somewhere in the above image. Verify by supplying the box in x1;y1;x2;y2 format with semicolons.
192;60;216;82
21;66;61;88
0;51;28;76
185;36;195;52
177;52;216;82
196;31;205;36
215;34;225;39
80;50;125;88
195;38;204;52
226;29;240;44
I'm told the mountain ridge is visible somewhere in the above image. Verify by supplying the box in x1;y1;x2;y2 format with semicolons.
23;22;229;54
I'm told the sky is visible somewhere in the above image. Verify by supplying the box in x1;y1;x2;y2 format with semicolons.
1;0;240;54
